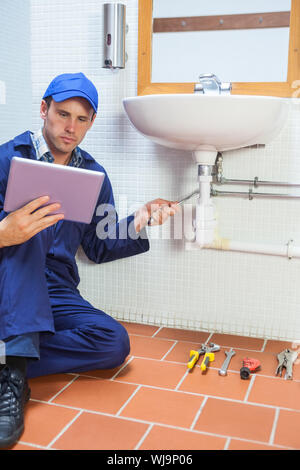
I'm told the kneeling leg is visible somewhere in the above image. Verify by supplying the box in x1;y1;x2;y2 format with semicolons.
27;295;130;378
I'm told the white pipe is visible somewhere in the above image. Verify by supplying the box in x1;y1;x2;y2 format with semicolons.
186;236;300;259
195;166;217;246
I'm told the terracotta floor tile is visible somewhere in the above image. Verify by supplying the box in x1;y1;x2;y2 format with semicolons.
28;374;76;402
228;439;284;450
179;368;250;401
248;376;300;410
264;339;297;354
120;387;204;428
129;335;175;360
20;401;78;447
164;341;203;364
274;409;300;449
139;425;226;450
115;358;186;389
120;321;160;336
52;376;137;414
194;397;275;442
53;412;148;450
210;333;264;351
155;327;210;343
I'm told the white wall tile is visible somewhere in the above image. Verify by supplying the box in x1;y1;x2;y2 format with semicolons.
0;0;32;143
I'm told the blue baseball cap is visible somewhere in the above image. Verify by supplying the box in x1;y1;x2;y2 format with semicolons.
43;72;98;113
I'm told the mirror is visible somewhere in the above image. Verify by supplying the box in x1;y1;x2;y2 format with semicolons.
152;0;290;83
138;0;300;97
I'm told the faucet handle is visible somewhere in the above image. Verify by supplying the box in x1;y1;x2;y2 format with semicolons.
199;73;221;83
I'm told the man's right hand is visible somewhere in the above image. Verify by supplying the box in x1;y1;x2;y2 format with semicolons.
0;196;64;248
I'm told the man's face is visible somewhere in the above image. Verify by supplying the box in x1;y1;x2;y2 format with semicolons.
40;97;96;159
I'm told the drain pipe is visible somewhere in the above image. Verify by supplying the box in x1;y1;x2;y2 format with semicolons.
206;237;300;259
186;232;300;259
186;155;300;259
195;165;217;246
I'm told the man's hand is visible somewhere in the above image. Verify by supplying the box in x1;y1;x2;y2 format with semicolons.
134;198;181;233
0;196;64;248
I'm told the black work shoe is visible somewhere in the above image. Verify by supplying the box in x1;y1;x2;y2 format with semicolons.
0;366;30;449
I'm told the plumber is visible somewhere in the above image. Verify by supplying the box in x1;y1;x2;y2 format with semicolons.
0;72;179;448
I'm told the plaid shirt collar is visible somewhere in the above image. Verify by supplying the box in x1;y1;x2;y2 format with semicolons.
30;128;83;168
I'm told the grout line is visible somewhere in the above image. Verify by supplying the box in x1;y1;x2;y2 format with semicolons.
125;334;287;352
17;441;50;450
46;410;83;449
269;408;280;445
103;354;300;383
152;326;163;338
48;375;80;403
61;362;300;412
129;333;175;342
26;398;296;450
190;396;208;430
261;339;268;352
206;333;214;343
115;385;142;416
160;341;178;361
55;368;300;414
81;366;300;383
243;374;256;402
134;423;153;450
175;369;189;391
110;356;134;381
90;377;300;413
224;437;231;450
123;331;290;353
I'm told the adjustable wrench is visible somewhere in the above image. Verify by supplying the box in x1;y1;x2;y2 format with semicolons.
218;349;236;376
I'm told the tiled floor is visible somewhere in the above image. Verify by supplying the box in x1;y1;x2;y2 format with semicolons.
7;322;300;450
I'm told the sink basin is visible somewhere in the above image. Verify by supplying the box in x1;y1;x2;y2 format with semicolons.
123;94;289;164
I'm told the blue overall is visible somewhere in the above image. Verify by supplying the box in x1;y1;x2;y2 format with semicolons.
0;132;150;378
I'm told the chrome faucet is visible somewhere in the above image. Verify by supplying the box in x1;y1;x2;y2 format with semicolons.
194;73;232;95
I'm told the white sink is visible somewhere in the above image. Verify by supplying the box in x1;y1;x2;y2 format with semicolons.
123;94;289;164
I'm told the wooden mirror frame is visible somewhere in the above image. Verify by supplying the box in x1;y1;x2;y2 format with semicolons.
138;0;300;97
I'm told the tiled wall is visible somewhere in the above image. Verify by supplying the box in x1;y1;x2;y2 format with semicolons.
0;0;32;143
30;0;300;341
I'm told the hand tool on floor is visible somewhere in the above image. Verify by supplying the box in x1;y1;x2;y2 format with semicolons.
200;352;215;371
199;343;220;372
188;346;206;370
148;189;199;226
187;342;220;371
275;348;298;380
218;348;236;376
240;357;261;379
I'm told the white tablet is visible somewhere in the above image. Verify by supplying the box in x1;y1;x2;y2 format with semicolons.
4;157;105;224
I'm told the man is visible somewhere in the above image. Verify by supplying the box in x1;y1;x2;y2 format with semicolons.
0;72;179;448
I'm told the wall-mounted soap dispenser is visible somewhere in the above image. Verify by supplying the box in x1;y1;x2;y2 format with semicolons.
103;3;126;69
